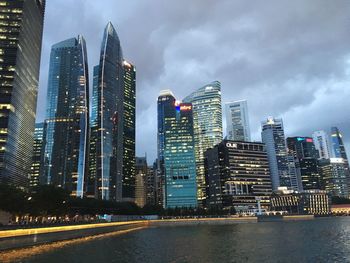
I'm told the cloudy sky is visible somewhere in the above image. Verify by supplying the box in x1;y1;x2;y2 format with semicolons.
36;0;350;162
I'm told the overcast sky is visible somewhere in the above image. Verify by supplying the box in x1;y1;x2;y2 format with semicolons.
36;0;350;162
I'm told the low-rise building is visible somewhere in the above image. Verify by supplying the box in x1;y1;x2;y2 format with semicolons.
270;188;330;215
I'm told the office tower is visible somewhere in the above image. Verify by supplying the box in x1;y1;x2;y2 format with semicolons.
153;159;163;207
122;60;136;201
89;22;124;201
312;130;331;159
330;127;348;161
225;100;251;141
43;36;89;198
157;90;176;207
287;137;320;190
261;117;293;190
146;164;156;206
205;140;272;211
135;157;147;207
30;122;46;188
319;158;349;198
183;81;223;206
0;0;45;188
158;91;197;208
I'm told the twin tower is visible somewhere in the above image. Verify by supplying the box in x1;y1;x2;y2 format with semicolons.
41;23;136;201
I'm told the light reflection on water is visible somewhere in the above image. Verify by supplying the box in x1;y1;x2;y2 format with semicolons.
5;217;350;263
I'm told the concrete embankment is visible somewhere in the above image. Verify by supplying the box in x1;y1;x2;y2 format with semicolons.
0;221;148;251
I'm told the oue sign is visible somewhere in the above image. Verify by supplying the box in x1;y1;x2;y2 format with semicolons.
226;142;237;148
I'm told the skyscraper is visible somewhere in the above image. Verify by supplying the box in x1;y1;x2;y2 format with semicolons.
312;130;331;159
89;22;124;201
287;137;320;190
30;122;46;188
0;0;45;188
157;90;176;207
135;157;148;207
122;60;136;201
261;117;294;190
158;91;197;208
205;140;272;211
225;100;251;142
319;158;349;198
330;127;348;161
183;81;223;206
43;36;89;198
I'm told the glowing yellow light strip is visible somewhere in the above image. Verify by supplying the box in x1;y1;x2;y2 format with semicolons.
0;221;148;239
0;226;148;262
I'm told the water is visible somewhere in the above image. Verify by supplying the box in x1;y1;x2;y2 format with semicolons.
17;217;350;262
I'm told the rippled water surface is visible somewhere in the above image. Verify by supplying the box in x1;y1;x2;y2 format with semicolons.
23;217;350;263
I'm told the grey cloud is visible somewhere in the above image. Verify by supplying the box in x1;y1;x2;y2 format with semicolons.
37;0;350;162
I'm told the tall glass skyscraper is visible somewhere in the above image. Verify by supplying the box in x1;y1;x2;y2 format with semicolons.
43;36;89;198
225;100;251;142
0;0;45;188
157;90;176;207
183;81;223;206
158;91;197;208
287;137;320;190
89;22;124;201
261;117;299;191
312;130;331;160
330;127;348;161
122;60;136;200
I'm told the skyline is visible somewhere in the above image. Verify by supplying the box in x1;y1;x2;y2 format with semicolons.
36;0;350;162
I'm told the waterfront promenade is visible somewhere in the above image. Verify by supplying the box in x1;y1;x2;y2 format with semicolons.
0;215;316;252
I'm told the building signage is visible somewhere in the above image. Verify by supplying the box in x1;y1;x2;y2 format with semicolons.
226;142;237;148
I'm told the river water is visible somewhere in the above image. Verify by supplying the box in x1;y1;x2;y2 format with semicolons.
19;217;350;262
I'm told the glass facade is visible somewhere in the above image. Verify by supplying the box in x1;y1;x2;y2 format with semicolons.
312;130;331;160
225;100;251;142
0;0;45;188
183;81;223;206
122;60;136;200
261;117;296;190
157;90;176;207
331;127;348;160
30;122;46;187
287;137;320;190
319;158;349;198
43;36;89;198
160;94;197;208
205;140;272;210
89;22;124;201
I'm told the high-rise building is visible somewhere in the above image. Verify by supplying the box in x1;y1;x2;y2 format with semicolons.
89;22;124;201
43;36;89;198
225;100;251;141
122;60;136;201
135;157;147;207
312;130;331;159
30;122;46;188
158;91;197;208
0;0;45;188
205;140;272;211
183;81;223;206
319;158;349;198
261;117;294;190
330;127;348;161
157;90;176;207
287;137;320;190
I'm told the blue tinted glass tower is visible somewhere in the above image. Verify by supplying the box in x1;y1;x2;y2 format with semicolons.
89;22;124;201
159;91;197;208
43;36;89;197
0;0;45;188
